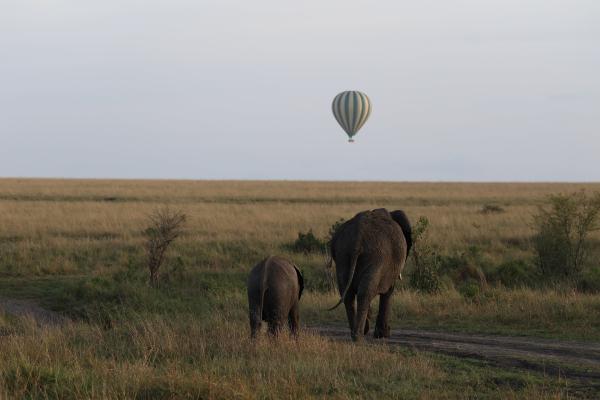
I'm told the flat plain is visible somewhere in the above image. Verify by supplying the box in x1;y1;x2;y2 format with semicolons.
1;179;600;399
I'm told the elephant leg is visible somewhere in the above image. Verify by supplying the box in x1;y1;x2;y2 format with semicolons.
288;303;300;338
250;314;262;339
267;318;284;337
354;272;381;342
354;292;373;342
343;291;357;338
364;307;372;335
267;306;288;337
374;286;395;339
248;294;262;339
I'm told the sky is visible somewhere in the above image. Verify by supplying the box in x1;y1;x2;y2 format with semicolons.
1;0;599;181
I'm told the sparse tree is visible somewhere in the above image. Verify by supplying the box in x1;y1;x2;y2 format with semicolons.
409;216;442;293
533;191;600;281
143;208;186;287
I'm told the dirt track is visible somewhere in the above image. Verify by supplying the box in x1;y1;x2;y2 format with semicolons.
313;326;600;385
0;298;67;327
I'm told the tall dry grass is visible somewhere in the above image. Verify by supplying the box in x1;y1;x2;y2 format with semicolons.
0;310;572;400
2;179;600;276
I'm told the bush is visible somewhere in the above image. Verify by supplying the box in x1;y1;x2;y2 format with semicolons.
438;248;488;291
292;229;325;254
292;219;345;255
409;217;442;293
459;281;481;300
577;266;600;293
532;191;600;281
480;204;505;214
491;259;537;288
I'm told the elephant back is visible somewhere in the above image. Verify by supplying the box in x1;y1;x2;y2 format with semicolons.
331;209;406;266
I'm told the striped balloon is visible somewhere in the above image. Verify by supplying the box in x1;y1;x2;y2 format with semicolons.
332;91;372;142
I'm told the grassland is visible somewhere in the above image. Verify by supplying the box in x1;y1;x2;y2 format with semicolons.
1;179;600;399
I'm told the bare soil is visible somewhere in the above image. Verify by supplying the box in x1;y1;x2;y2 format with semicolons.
313;325;600;387
0;298;68;327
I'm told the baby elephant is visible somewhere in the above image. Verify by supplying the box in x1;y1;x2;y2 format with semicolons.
247;255;304;338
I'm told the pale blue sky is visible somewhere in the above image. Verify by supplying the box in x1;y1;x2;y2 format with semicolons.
1;0;599;181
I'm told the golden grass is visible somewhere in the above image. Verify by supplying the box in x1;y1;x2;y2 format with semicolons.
0;311;571;400
2;179;599;266
2;178;599;201
0;313;439;399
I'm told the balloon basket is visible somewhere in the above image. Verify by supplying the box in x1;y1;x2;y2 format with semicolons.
348;139;355;143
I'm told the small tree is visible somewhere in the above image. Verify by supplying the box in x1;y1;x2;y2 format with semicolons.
409;216;442;293
533;191;600;281
143;208;186;287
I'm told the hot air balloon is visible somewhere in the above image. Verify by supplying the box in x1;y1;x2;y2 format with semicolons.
332;90;372;142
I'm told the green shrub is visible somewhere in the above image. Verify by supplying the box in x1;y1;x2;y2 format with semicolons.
577;266;600;293
532;191;600;281
292;229;326;254
459;281;481;300
438;249;488;290
438;254;463;273
292;219;345;255
480;204;505;214
491;259;537;288
409;217;442;294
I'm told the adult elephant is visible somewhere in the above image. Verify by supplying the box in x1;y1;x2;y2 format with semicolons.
329;208;411;341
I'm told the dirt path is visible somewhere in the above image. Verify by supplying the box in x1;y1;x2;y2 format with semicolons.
313;326;600;385
0;298;68;327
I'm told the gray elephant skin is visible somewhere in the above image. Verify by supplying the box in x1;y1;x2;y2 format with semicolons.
247;255;304;338
329;208;411;341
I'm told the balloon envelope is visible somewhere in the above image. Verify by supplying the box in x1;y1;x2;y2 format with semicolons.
332;91;372;142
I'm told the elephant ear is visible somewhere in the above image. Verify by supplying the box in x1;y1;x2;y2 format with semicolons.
293;265;304;299
390;210;412;259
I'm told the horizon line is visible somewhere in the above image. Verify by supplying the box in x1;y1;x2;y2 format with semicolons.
1;176;600;185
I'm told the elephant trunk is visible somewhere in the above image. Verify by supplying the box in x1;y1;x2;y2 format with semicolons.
328;249;359;311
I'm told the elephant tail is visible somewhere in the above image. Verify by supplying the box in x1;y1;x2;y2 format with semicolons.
328;250;359;311
257;257;272;317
